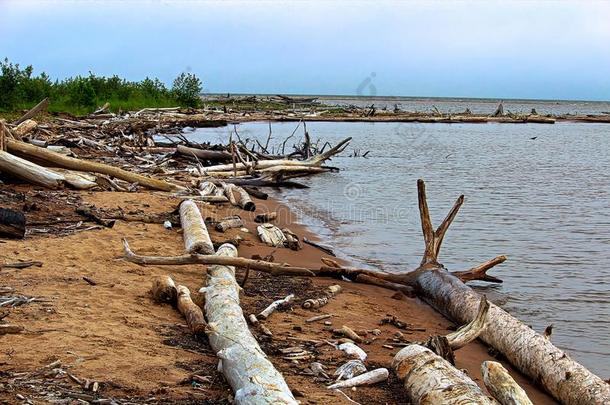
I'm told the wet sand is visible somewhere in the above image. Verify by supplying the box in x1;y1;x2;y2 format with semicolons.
0;190;556;404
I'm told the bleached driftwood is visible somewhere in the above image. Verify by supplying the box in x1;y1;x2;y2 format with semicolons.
338;342;367;361
393;345;497;404
282;228;301;250
388;180;610;405
6;139;183;191
258;294;294;320
177;145;231;161
179;200;214;254
215;215;244;232
327;368;388;389
15;98;49;125
302;284;342;309
482;361;533;405
222;183;255;211
13;119;38;137
334;359;367;381
257;223;286;247
204;244;297;404
445;295;489;349
203;137;351;172
0;150;64;188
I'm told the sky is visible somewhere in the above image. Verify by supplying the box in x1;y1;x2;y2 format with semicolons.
1;0;609;101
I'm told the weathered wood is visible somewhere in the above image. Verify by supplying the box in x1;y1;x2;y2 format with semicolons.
302;285;342;309
257;223;286;247
0;150;64;188
15;98;49;125
258;294;294;320
393;345;497;404
6;139;183;192
399;180;610;405
176;285;206;336
282;228;301;250
482;361;533;405
222;183;255;211
327;368;389;389
151;275;177;304
13;119;38;137
179;200;214;254
0;208;26;239
254;212;277;223
215;215;243;232
445;295;489;349
177;145;232;161
203;244;297;404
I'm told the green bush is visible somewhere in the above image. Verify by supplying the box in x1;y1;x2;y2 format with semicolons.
0;58;204;114
172;72;202;107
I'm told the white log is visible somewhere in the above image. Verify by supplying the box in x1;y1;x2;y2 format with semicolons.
257;223;286;247
338;342;367;361
482;361;533;405
445;295;489;349
0;150;64;188
258;294;294;320
327;368;389;389
414;269;610;405
179;200;214;254
222;183;255;211
393;345;498;404
204;244;297;404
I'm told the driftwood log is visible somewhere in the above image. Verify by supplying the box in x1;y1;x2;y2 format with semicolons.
203;244;297;404
482;361;533;405
177;145;232;161
179;200;214;254
6;139;182;192
393;345;497;404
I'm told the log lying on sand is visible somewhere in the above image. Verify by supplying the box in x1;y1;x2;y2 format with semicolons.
0;150;64;188
203;244;297;404
179;200;214;254
222;183;255;211
482;361;533;405
257;223;286;247
150;276;206;336
6;139;183;192
0;208;26;239
390;180;610;405
393;345;497;404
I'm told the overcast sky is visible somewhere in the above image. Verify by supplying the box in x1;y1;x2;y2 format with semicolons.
1;0;609;100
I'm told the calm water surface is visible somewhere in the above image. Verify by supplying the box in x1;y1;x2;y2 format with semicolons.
189;120;610;377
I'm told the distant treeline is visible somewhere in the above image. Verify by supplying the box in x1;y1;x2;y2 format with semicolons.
0;58;202;115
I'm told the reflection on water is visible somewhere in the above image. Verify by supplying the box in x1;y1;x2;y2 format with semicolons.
189;120;610;378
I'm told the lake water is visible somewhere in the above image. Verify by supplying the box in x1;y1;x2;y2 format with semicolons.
189;119;610;378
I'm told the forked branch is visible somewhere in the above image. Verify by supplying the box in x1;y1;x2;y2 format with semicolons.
452;256;507;283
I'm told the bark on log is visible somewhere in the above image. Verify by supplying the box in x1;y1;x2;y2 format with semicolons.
222;183;255;211
13;120;38;137
179;200;214;254
0;208;26;239
151;275;177;304
482;361;533;405
397;180;610;405
6;139;183;192
393;345;498;404
203;244;297;404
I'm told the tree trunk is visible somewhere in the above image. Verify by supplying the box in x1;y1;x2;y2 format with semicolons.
177;145;232;161
6;139;183;192
393;345;498;404
179;200;214;254
203;244;297;404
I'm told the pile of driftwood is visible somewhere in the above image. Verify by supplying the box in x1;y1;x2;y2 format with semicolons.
0;100;350;238
122;180;610;405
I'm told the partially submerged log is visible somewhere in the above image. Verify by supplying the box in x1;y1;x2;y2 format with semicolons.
393;345;497;404
179;200;215;254
482;361;533;405
6;139;183;192
0;208;26;239
203;244;297;404
393;180;610;405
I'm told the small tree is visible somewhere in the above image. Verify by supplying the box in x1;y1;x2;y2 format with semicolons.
172;72;202;107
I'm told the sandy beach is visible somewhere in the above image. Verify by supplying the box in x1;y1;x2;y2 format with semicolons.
0;187;557;404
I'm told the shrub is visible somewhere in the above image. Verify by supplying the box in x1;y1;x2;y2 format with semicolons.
172;72;202;107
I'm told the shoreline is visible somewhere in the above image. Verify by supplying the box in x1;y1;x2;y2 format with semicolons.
0;187;557;403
